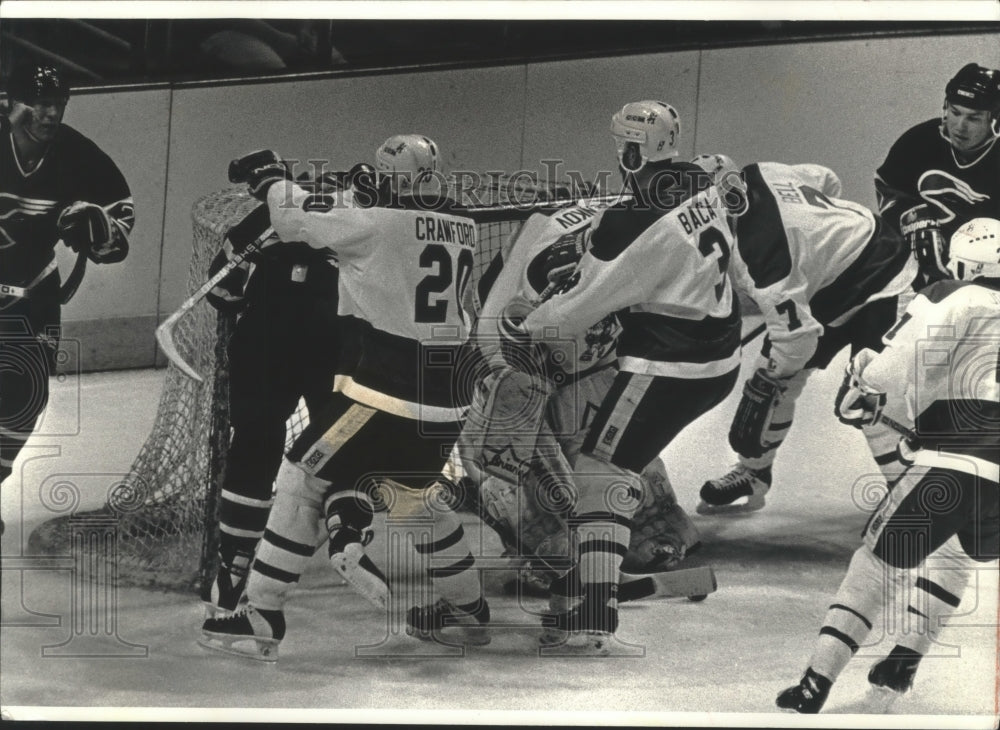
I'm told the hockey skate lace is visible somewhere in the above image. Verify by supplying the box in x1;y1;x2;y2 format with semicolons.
712;464;757;492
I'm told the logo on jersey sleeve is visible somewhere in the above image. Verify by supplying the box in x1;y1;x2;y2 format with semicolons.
917;171;990;224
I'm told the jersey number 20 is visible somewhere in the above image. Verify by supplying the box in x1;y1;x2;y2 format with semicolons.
415;243;475;323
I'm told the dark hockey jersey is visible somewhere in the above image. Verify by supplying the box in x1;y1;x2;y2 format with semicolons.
875;118;1000;241
524;164;741;380
0;116;134;287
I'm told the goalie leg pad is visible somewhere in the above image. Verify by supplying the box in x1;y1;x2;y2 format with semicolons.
470;366;552;482
624;460;700;572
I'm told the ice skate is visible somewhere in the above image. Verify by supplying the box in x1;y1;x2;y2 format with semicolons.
198;605;286;663
697;464;772;515
329;529;390;610
861;651;918;712
539;586;619;656
775;667;832;713
406;597;492;646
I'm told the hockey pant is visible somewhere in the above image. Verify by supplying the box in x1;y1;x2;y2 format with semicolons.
807;459;998;683
247;392;480;611
215;301;337;571
0;276;60;485
568;367;739;598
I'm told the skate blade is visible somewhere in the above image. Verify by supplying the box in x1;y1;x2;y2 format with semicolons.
861;685;905;713
331;560;390;610
539;630;613;656
696;495;766;515
407;624;491;647
197;632;279;663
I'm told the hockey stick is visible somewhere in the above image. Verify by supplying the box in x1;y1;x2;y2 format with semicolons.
455;478;717;602
740;321;766;347
155;227;274;382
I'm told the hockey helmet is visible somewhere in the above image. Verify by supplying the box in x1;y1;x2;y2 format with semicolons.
947;217;1000;282
6;64;70;105
611;100;681;173
374;134;439;192
944;63;1000;135
945;63;1000;112
691;153;749;216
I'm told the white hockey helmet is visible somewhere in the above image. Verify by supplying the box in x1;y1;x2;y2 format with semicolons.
947;217;1000;281
610;100;681;173
374;134;439;191
690;153;749;216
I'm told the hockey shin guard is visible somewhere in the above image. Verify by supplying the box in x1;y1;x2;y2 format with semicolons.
571;453;643;604
246;459;326;610
388;480;482;609
895;538;971;657
809;545;907;683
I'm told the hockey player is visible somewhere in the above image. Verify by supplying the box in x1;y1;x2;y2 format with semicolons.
776;217;1000;713
465;196;700;590
0;65;134;536
875;62;1000;287
696;156;918;514
200;135;488;660
498;101;743;652
199;175;344;616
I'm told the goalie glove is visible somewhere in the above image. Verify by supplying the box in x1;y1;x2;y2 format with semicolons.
228;149;292;201
835;349;886;428
900;203;948;281
728;368;788;458
57;201;127;263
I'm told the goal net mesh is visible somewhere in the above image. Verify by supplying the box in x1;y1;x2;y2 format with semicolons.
27;175;595;592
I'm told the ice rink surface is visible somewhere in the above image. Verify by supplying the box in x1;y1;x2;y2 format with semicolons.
1;351;997;726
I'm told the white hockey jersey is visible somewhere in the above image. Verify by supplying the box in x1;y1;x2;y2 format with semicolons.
267;181;477;421
861;279;1000;477
476;202;620;380
524;168;741;380
732;161;918;377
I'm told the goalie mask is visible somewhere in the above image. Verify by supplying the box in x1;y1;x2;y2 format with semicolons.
947;217;1000;282
690;153;749;217
943;63;1000;137
374;134;439;193
611;101;681;174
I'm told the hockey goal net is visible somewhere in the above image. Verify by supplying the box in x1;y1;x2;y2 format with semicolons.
28;175;598;592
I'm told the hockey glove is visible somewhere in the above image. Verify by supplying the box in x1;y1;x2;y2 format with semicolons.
728;368;788;459
205;248;251;314
225;203;275;256
900;203;948;281
835;349;886;428
57;201;112;254
228;150;292;201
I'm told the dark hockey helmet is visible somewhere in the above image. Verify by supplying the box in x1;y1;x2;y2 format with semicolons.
6;64;71;105
944;63;1000;113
